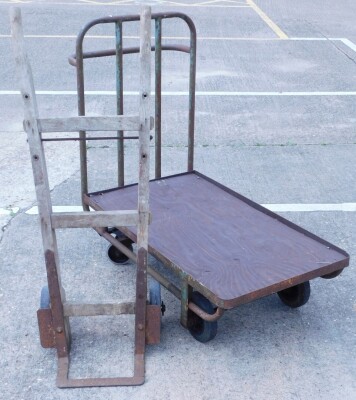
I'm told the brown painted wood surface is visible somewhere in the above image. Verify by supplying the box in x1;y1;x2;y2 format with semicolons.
87;172;349;308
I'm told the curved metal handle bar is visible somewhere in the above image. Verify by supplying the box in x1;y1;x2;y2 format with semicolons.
74;12;196;67
75;12;196;44
68;44;190;67
75;11;196;205
188;302;225;322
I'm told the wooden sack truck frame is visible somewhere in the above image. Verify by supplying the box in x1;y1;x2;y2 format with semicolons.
11;6;155;387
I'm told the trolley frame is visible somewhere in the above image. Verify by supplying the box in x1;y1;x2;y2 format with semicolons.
11;6;157;387
71;10;349;333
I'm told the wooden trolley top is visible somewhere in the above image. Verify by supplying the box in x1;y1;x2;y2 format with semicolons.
86;171;349;309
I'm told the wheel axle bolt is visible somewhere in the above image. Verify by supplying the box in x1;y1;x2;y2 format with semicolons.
137;324;144;331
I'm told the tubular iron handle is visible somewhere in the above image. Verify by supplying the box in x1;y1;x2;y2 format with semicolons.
188;302;224;322
68;44;190;67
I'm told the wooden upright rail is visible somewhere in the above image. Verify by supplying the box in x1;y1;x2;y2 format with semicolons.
11;6;154;387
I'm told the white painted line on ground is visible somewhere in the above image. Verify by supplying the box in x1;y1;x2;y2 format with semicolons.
0;0;251;8
198;37;335;41
339;38;356;54
0;34;277;40
25;206;84;215
172;4;251;7
181;91;356;96
0;34;348;42
264;203;356;212
2;90;356;96
21;203;356;216
0;207;20;216
1;203;353;217
289;37;343;41
58;2;251;8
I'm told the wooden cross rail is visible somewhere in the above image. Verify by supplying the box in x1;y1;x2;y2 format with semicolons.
36;115;154;133
50;210;152;229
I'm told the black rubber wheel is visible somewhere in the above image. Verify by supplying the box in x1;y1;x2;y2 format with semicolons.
188;292;217;343
277;281;311;308
40;285;50;309
107;238;133;265
321;268;344;279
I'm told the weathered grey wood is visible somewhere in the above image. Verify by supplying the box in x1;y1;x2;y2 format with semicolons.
134;8;152;378
137;7;152;252
63;302;135;317
11;8;52;250
51;210;143;229
10;7;71;356
38;115;154;133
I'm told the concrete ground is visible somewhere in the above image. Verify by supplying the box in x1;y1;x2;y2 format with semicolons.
0;0;355;399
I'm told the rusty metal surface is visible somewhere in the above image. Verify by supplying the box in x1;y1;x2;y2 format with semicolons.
179;278;192;328
131;247;148;383
146;305;161;345
188;302;225;322
87;172;350;309
44;250;71;357
115;20;124;187
187;25;196;172
68;45;191;66
155;18;162;179
37;309;55;348
56;356;144;388
73;12;196;207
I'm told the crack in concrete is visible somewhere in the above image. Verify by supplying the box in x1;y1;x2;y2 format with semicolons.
322;35;356;66
306;20;356;65
0;167;81;246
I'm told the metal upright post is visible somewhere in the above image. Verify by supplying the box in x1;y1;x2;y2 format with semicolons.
154;17;162;178
115;21;125;187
